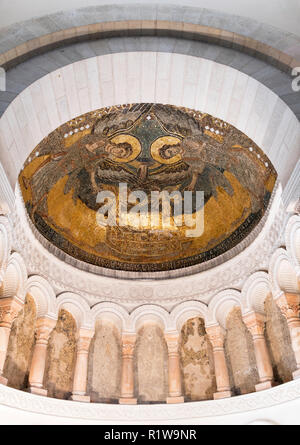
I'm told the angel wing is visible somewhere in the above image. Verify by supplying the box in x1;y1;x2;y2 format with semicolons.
182;136;268;213
65;158;141;210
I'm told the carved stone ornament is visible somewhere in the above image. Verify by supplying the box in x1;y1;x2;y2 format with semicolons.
0;298;23;328
206;325;225;350
275;293;300;321
243;312;266;338
121;335;136;356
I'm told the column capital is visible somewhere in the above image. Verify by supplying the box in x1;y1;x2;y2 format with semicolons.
35;317;57;344
119;333;137;404
165;333;180;355
121;333;136;356
206;324;225;349
243;312;266;338
275;293;300;321
76;328;94;353
0;297;23;328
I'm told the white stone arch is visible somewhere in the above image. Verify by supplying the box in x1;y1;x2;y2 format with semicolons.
0;251;27;301
91;302;129;334
208;289;242;329
269;248;300;296
56;292;93;330
127;304;171;333
285;215;300;272
170;301;209;333
0;215;12;275
241;272;272;315
25;275;57;320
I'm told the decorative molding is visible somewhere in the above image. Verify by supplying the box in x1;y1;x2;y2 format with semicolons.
285;215;300;271
207;290;242;328
1;251;27;301
1;378;300;422
241;271;272;315
56;293;94;330
269;248;300;295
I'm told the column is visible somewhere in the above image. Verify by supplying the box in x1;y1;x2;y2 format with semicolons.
206;324;231;399
0;297;23;385
119;334;137;404
243;312;273;391
70;328;94;402
275;293;300;379
28;316;57;396
165;333;184;404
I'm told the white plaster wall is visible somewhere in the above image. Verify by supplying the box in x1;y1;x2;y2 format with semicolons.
0;52;298;190
1;0;300;38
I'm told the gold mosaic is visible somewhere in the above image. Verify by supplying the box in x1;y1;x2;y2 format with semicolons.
19;104;277;272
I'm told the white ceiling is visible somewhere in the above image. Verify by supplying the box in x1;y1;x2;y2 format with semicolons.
0;0;300;37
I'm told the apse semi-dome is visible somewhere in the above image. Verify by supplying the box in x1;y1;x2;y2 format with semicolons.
19;103;276;273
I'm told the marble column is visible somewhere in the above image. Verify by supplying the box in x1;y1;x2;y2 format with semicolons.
243;312;273;391
70;328;94;402
28;317;57;396
0;297;23;385
165;333;184;404
206;324;231;399
275;293;300;379
119;334;137;404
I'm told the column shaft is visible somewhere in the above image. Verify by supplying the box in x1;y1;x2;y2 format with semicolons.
0;297;23;385
243;312;273;391
119;334;137;404
28;317;56;396
71;329;94;403
275;293;300;379
206;325;231;400
165;334;184;404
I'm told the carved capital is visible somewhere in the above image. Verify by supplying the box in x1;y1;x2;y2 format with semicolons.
121;334;136;357
35;317;57;345
76;328;94;354
165;333;180;355
243;312;265;338
206;325;225;349
0;297;23;328
275;293;300;321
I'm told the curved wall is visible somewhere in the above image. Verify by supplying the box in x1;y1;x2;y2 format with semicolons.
0;52;299;189
5;52;290;301
1;0;300;38
0;4;299;425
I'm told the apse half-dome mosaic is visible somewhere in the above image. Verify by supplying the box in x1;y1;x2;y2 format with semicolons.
19;103;277;272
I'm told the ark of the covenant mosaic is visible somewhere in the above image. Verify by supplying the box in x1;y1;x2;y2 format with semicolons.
19;103;277;272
